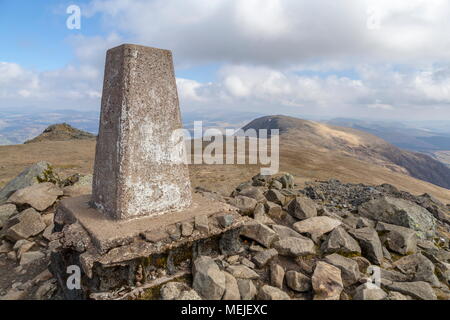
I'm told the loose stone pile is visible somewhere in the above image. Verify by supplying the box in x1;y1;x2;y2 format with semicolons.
0;165;449;300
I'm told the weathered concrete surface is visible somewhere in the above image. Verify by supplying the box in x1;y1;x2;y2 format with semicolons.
92;44;191;220
56;193;241;254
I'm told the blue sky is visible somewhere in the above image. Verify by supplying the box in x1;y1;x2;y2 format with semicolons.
0;0;450;120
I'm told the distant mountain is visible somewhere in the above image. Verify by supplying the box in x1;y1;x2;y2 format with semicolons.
243;115;450;190
24;123;96;144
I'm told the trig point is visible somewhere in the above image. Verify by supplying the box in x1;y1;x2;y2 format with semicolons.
50;44;248;299
92;44;192;220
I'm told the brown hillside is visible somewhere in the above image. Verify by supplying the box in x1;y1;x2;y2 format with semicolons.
24;123;96;144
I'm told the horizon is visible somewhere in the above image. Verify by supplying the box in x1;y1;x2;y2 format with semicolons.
1;1;450;121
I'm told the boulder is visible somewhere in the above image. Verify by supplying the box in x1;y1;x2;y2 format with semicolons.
287;196;317;220
238;186;266;202
376;222;417;255
277;173;295;189
0;204;17;228
348;227;384;265
312;261;343;300
237;279;257;300
353;282;387;300
323;253;360;286
265;189;286;206
0;161;51;204
228;196;257;215
20;250;45;265
321;226;361;256
293;216;342;243
4;208;46;241
271;224;306;240
270;180;283;190
393;253;440;286
285;270;311;292
257;285;290;300
270;263;285;289
383;281;437;300
226;265;259;280
240;221;279;248
8;182;63;211
264;202;283;219
358;196;436;237
253;203;275;225
222;272;241;300
192;256;226;300
216;214;234;228
273;237;315;257
63;174;92;197
252;248;278;268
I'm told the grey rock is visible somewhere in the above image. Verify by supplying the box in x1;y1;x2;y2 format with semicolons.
0;204;17;228
264;201;283;219
192;256;226;300
384;281;437;300
387;291;411;300
237;279;257;300
312;261;343;300
376;222;417;255
321;226;361;255
271;224;306;240
238;186;266;202
240;221;279;248
293;216;342;243
0;241;12;253
348;227;384;265
358;196;436;237
194;215;209;233
217;214;234;228
8;182;62;211
0;161;51;204
393;253;440;286
273;236;315;257
356;217;376;229
228;196;257;215
4;208;46;241
277;173;294;189
252;248;278;268
270;263;285;289
181;221;194;237
223;272;241;300
20;251;45;265
34;279;57;300
161;282;194;300
323;253;360;286
287;196;317;220
178;290;202;300
265;189;286;205
227;265;259;280
285;270;311;292
380;268;411;283
353;282;387;300
257;285;290;300
270;180;283;190
253;203;275;225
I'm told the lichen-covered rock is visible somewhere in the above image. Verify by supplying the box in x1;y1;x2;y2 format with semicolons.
0;161;52;204
358;196;436;237
293;216;341;243
63;174;92;197
8;182;63;211
393;253;440;286
257;285;290;300
287;196;317;220
312;261;343;300
0;204;17;228
192;256;226;300
265;189;286;206
226;265;259;280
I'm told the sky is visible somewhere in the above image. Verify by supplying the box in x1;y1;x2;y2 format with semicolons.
1;0;450;121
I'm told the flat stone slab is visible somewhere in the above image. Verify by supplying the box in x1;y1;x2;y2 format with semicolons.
57;193;242;254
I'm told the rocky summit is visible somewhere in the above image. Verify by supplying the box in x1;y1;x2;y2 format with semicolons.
24;123;95;144
0;164;449;300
